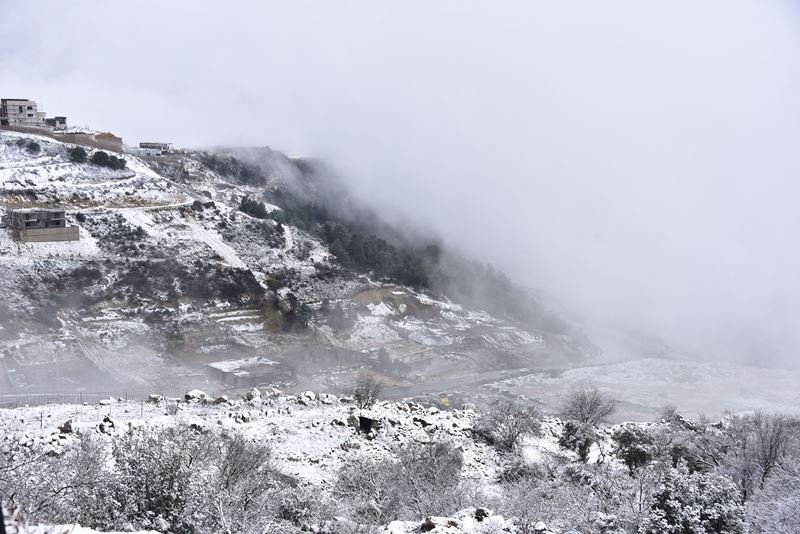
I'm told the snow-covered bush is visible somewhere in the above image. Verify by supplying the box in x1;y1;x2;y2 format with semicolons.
500;477;595;533
2;426;300;534
559;421;598;462
68;145;87;163
474;399;542;452
639;464;745;534
335;439;467;524
613;426;657;474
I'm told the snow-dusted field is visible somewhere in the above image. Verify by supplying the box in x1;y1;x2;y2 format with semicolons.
489;356;800;421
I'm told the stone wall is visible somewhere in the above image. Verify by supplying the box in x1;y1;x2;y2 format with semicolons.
16;225;80;242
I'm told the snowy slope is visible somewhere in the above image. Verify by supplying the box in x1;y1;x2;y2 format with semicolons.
0;130;552;398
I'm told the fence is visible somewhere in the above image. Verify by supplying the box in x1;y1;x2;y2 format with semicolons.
0;388;190;408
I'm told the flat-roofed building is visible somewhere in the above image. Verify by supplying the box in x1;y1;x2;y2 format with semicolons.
3;208;79;242
137;142;172;156
44;116;68;130
205;355;284;387
0;99;46;127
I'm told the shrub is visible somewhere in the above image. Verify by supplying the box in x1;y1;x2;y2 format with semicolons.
90;150;110;166
26;141;41;154
613;426;656;474
353;373;383;409
559;421;598;462
500;478;595;534
640;465;745;534
335;440;465;523
90;150;126;169
239;196;269;219
561;385;617;425
497;454;553;483
69;146;88;163
107;154;126;169
474;398;542;452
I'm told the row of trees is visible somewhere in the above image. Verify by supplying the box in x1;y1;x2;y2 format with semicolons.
68;146;127;169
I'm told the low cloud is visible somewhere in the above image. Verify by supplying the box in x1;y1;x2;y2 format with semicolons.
2;0;800;365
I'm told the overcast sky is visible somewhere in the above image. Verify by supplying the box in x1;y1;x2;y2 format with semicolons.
3;1;800;366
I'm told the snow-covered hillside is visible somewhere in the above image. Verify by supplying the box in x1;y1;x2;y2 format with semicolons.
0;130;573;402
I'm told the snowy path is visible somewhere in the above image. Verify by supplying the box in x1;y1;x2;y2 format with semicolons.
185;220;247;269
282;224;294;253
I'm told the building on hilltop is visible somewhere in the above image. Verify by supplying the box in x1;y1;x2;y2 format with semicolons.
1;98;69;132
44;116;68;130
0;98;46;127
135;142;173;156
3;208;79;242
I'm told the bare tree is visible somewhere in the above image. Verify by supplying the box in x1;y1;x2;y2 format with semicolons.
353;373;383;409
500;477;596;534
747;455;800;533
561;385;617;425
212;434;289;534
722;412;795;501
657;404;680;423
474;398;542;451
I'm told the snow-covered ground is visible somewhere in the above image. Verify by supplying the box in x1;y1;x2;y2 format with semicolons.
0;392;502;486
0;131;185;208
489;356;800;421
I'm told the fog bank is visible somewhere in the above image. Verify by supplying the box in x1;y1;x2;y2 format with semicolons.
3;1;800;365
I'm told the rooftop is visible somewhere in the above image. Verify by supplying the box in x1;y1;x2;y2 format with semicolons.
206;355;279;373
7;208;66;214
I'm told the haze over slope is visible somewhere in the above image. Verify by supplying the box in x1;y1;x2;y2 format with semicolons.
2;1;800;366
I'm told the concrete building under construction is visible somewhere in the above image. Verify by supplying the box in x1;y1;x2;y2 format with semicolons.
3;209;79;242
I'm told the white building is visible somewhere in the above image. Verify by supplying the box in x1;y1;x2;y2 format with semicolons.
0;99;46;127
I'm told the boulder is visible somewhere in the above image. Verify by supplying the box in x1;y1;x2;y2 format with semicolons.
420;517;437;532
474;508;490;522
58;420;74;434
184;389;208;402
153;516;170;531
213;395;230;405
233;411;251;424
244;388;262;401
413;417;431;428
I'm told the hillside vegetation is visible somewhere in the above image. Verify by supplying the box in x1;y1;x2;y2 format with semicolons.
2;390;798;533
